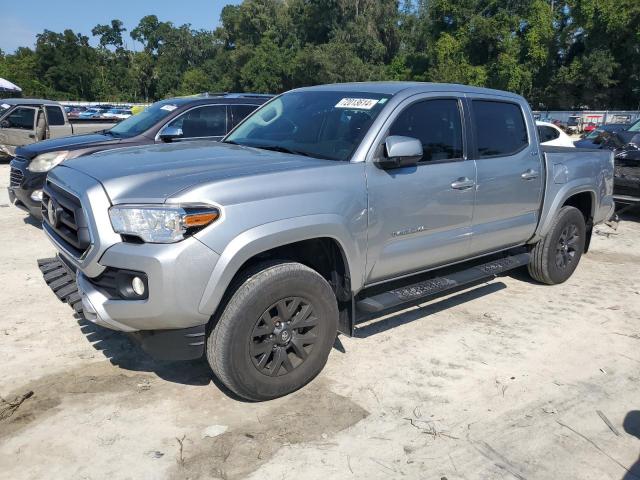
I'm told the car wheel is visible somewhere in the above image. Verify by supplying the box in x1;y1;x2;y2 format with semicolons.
206;261;339;401
528;206;586;285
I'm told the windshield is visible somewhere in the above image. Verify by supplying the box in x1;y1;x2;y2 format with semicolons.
629;119;640;133
585;129;603;139
0;103;9;118
225;91;392;161
109;101;178;138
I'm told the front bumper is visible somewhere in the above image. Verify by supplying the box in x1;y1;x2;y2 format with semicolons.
74;236;219;332
8;157;46;218
40;253;211;361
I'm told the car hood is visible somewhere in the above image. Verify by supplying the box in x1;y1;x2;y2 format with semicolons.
574;139;599;149
16;132;123;159
61;141;336;204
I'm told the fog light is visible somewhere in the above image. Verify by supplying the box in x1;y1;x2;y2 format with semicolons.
31;189;43;202
132;277;145;296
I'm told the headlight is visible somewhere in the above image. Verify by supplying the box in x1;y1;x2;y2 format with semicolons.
108;204;220;243
28;151;70;172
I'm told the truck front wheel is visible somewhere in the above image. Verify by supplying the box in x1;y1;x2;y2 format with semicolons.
528;206;586;285
206;261;339;401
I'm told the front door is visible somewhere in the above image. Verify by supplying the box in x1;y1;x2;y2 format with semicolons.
365;96;476;284
467;97;543;255
0;106;38;153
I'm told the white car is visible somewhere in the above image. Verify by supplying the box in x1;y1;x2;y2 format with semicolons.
536;121;575;148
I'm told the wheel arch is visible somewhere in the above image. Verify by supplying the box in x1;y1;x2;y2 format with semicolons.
198;215;363;333
534;182;597;242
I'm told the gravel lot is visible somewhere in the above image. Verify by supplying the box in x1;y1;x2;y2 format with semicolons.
1;162;640;480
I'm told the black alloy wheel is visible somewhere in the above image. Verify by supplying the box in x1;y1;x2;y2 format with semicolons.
250;297;319;376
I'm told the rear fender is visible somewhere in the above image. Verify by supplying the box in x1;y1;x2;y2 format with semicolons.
532;180;596;242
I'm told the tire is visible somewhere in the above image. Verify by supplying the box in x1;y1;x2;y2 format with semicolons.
528;206;586;285
206;261;339;401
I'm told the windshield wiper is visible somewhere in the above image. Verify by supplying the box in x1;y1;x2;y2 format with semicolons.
250;144;311;157
226;141;338;160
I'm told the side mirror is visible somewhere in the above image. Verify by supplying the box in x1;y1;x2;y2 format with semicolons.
375;136;423;169
159;126;183;142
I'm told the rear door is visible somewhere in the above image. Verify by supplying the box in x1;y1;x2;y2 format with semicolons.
467;97;543;256
45;105;73;138
0;106;38;150
365;95;476;283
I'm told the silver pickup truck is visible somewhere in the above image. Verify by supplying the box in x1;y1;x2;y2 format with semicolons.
0;99;117;157
40;82;615;401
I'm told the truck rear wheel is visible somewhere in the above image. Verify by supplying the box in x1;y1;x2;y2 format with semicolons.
528;206;586;285
206;261;339;401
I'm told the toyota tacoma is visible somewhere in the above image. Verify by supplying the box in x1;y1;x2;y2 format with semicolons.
39;82;615;401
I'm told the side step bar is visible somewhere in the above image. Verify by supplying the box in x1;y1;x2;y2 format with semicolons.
356;252;530;314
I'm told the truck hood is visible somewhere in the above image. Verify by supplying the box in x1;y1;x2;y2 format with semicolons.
61;141;336;204
16;132;123;159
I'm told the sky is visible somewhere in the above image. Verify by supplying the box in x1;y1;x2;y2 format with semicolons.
0;0;241;53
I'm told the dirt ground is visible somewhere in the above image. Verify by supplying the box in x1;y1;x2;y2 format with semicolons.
1;162;640;480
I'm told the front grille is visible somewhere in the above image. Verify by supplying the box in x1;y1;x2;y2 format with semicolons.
42;181;91;257
10;167;23;187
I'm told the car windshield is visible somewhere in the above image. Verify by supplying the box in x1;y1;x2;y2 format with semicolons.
629;119;640;133
585;129;603;139
108;101;178;138
224;91;392;161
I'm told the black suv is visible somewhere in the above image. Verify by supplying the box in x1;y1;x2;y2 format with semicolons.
8;93;272;219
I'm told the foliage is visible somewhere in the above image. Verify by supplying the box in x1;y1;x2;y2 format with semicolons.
0;0;638;109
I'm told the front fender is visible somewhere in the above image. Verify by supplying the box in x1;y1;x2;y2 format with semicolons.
197;214;364;317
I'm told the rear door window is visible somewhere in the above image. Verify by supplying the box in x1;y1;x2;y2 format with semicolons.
45;106;66;126
4;107;35;130
472;101;529;157
388;98;464;162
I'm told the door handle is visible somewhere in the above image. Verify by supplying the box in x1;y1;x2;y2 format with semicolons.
451;177;475;190
521;169;539;180
28;134;35;139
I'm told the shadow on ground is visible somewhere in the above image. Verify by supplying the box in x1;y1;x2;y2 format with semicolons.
76;314;215;388
22;214;42;229
623;411;640;480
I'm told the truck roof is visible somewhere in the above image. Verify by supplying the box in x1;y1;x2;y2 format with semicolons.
294;81;524;100
0;98;62;106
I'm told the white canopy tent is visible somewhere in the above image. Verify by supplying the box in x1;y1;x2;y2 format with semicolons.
0;78;22;95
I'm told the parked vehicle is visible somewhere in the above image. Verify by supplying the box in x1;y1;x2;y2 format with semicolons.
9;93;271;218
583;122;597;134
574;124;630;149
566;115;584;134
536;121;575;148
0;99;118;157
65;106;88;119
101;108;133;120
606;121;640;204
40;82;614;401
79;107;110;119
570;119;640;204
